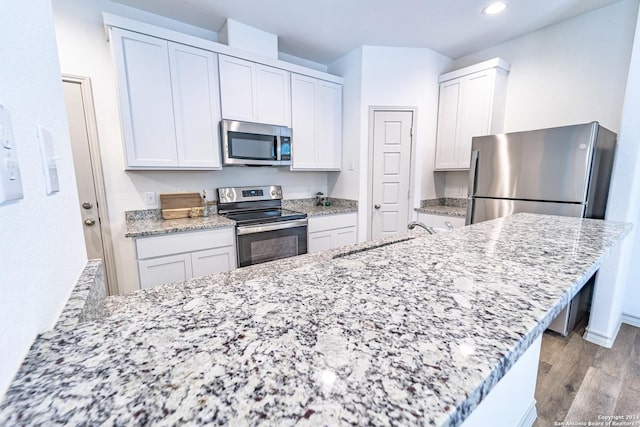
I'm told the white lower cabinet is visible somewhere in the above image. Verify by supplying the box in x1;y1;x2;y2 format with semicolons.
136;228;236;289
416;212;466;230
308;213;357;253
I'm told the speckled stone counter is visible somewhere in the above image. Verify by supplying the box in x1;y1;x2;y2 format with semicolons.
125;208;235;237
416;198;467;217
54;259;107;332
283;198;358;216
0;214;631;426
125;198;357;238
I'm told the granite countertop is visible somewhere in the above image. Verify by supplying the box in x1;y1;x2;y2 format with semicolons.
282;198;358;217
0;214;630;426
124;209;235;238
415;198;467;218
125;198;358;237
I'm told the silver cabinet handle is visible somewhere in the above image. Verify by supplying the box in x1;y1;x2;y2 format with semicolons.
84;218;96;226
82;201;93;209
374;204;381;209
444;221;454;230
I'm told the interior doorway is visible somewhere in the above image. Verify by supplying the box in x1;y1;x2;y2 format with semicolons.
368;108;416;240
62;75;118;295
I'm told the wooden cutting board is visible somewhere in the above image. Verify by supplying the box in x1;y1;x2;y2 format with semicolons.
160;192;203;219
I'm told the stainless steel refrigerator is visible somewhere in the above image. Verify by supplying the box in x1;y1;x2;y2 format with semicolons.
466;122;617;335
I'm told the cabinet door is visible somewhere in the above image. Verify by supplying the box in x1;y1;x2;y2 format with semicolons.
290;74;318;169
317;80;342;170
256;65;291;126
110;28;177;168
218;55;257;122
434;79;462;170
457;70;494;168
138;253;192;289
191;246;236;277
169;43;222;169
335;227;356;247
308;231;333;254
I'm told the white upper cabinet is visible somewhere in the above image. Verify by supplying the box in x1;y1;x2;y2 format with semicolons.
291;74;342;171
218;55;291;126
434;58;509;170
169;42;222;169
110;28;222;170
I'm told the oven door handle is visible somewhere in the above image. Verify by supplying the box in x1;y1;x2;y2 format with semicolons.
236;219;308;235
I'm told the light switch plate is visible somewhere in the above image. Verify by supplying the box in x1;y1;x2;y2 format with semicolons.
0;105;24;204
36;126;60;195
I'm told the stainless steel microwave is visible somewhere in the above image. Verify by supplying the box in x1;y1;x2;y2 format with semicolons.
220;120;292;166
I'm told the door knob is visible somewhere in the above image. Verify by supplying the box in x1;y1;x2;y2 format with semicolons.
81;201;93;209
84;218;96;226
374;204;381;209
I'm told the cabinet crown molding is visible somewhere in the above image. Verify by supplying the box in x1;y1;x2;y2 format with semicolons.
439;57;511;83
103;12;344;84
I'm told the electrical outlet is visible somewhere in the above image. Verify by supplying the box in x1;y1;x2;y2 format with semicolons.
144;191;156;206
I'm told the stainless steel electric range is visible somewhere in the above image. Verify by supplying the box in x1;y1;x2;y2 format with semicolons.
217;185;308;267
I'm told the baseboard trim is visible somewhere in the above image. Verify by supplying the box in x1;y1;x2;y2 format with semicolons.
518;400;537;427
622;313;640;328
583;320;621;348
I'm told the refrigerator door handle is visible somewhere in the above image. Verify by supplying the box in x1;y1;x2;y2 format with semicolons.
468;150;479;196
466;150;479;226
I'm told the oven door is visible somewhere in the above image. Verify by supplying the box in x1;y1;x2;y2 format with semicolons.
236;220;308;267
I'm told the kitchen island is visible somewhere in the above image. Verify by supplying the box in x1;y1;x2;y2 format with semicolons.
0;214;631;426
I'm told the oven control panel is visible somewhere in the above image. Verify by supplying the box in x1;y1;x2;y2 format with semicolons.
242;189;263;197
218;185;283;204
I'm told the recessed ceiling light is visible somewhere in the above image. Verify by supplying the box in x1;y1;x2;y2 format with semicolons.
481;1;509;15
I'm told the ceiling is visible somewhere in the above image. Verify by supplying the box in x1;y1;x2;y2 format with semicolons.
112;0;624;64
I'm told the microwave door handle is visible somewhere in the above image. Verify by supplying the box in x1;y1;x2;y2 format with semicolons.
276;135;282;161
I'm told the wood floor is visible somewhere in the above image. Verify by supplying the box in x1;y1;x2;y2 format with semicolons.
534;323;640;426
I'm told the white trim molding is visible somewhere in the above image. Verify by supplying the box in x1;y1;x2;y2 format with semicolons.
622;313;640;328
518;401;538;427
583;320;622;348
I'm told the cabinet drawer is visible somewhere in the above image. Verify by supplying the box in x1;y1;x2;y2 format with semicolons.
308;212;357;233
136;228;234;259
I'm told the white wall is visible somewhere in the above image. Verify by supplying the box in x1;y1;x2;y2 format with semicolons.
0;0;87;396
52;0;330;294
450;0;638;134
440;0;639;200
329;46;451;240
327;47;363;200
596;2;640;330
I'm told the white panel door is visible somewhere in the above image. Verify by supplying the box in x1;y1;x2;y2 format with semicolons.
371;111;413;240
191;247;236;277
317;80;342;170
290;73;317;169
434;79;462;170
138;254;192;289
218;55;257;122
111;28;177;168
256;65;291;126
169;43;222;169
